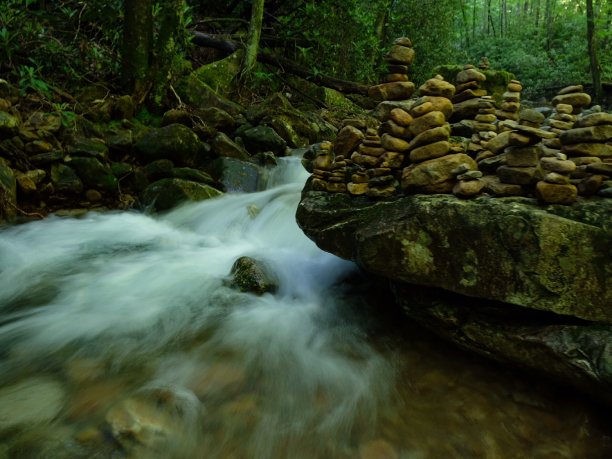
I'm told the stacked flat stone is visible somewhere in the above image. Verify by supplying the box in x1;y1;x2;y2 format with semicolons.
311;141;335;191
309;141;349;194
535;152;577;204
401;77;478;194
452;65;487;105
483;119;556;196
368;38;416;102
497;80;522;121
552;85;592;115
541;103;576;156
560;112;612;197
469;96;498;161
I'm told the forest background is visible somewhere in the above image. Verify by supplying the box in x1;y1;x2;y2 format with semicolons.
0;0;609;109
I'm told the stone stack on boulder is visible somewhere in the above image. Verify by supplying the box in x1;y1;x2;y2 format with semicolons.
401;81;478;194
310;141;335;191
546;104;576;136
535;153;578;204
552;85;592;115
468;96;498;160
370;122;406;197
497;80;522;121
480;118;556;196
368;38;416;102
451;65;487;121
560;112;612;197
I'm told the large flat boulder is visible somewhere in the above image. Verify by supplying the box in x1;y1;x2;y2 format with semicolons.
296;190;612;323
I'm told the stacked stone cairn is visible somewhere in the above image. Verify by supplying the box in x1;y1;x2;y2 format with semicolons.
468;96;498;161
551;85;592;115
560;112;612;198
452;65;487;106
401;76;480;196
535;152;578;204
351;128;402;197
368;38;416;102
479;112;557;196
496;80;522;121
311;141;348;193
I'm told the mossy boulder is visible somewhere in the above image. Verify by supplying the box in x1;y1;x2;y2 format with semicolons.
207;157;267;193
229;256;278;295
238;125;287;156
69;157;118;193
434;65;515;105
296;190;612;323
190;50;243;96
67;137;109;160
175;75;243;116
141;178;222;212
50;163;83;194
135;124;209;167
0;111;19;137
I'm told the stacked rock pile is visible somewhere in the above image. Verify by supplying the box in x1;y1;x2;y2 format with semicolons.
468;96;498;161
401;76;479;195
535;153;578;204
368;38;416;102
311;141;349;193
541;104;576;156
497;80;522;121
551;85;592;115
560;112;612;197
452;65;487;105
349;128;402;197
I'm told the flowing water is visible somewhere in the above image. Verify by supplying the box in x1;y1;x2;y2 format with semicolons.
0;157;610;458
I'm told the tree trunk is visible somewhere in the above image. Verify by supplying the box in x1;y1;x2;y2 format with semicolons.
586;0;603;105
151;0;184;107
122;0;153;97
460;0;470;46
242;0;265;78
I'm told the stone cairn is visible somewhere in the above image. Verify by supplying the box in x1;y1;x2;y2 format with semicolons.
535;152;578;204
497;80;522;121
401;76;480;196
352;127;401;197
452;65;487;105
551;85;592;114
311;141;348;193
368;37;416;102
561;112;612;198
469;95;498;161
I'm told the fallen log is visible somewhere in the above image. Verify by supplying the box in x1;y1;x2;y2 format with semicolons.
191;32;370;96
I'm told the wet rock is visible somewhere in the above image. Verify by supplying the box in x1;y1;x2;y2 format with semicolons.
171;167;216;186
136;123;209;166
239;125;287;156
208;157;268;193
141;178;222;212
211;132;249;160
69;157;118;193
51;163;83;194
0;377;66;430
296;191;612;323
0;111;19;137
229;256;278;295
334;125;364;157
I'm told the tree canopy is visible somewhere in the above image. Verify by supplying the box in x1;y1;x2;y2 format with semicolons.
0;0;609;104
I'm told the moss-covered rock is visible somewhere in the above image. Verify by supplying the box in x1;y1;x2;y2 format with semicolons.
0;111;19;137
175;75;243;116
239;125;287;156
207;157;267;193
50;163;83;194
135;124;208;167
68;157;118;193
228;256;278;295
141;178;222;212
190;50;243;96
296;190;612;323
435;65;515;105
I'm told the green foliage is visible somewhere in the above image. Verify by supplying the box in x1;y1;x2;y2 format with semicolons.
17;64;51;97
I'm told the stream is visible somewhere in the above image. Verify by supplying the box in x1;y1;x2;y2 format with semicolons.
0;156;610;458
